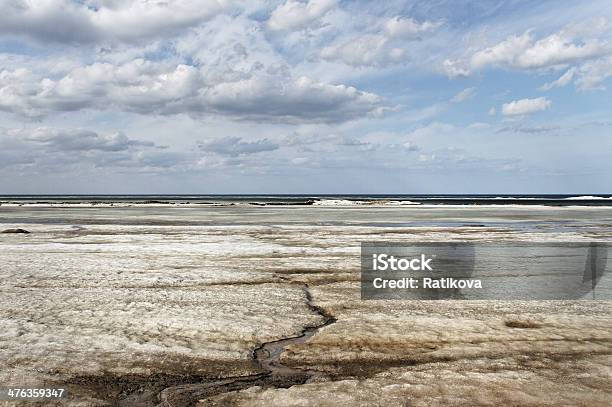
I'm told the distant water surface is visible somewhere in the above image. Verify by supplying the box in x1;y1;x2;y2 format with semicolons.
1;199;611;237
1;194;612;206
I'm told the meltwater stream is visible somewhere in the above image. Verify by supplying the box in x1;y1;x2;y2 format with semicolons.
155;285;336;407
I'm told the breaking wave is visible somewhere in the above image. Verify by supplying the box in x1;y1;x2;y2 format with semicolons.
312;199;422;206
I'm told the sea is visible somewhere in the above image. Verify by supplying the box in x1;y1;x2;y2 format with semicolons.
1;194;612;206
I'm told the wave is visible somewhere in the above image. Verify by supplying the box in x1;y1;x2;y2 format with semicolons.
564;196;612;200
490;196;537;200
312;199;422;206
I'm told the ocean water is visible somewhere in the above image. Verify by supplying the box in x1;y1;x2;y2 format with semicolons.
1;194;612;206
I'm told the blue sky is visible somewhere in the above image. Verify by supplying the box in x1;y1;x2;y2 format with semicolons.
0;0;611;194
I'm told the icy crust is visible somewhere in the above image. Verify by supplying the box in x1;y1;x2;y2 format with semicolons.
3;205;612;232
279;283;612;374
1;206;612;406
200;355;612;406
0;220;326;398
1;224;607;292
200;282;612;406
0;285;320;381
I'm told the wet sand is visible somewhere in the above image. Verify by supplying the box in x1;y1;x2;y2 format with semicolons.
0;204;611;406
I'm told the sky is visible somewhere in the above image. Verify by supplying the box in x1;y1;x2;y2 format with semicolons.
0;0;611;194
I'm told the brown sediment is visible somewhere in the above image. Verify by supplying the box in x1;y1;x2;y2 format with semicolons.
156;284;337;406
1;228;30;234
277;343;612;379
59;284;337;407
253;284;337;383
504;318;543;329
64;372;210;407
271;268;351;275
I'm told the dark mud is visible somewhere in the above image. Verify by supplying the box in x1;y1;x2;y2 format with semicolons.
252;285;337;383
61;284;336;407
1;228;30;233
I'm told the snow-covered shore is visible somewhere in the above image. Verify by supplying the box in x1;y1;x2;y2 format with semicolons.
0;205;610;406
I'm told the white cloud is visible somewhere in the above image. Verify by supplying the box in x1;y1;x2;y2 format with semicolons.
468;122;490;129
384;17;442;40
515;33;607;69
267;0;336;31
470;31;532;69
0;60;384;123
575;55;612;90
402;141;418;151
0;126;179;172
442;59;470;78
0;12;386;123
0;60;201;116
445;20;612;81
26;128;155;151
501;97;551;116
320;34;402;67
0;0;229;44
539;67;576;91
198;136;279;156
405;122;454;139
497;125;560;134
471;30;609;70
320;15;442;67
451;87;476;103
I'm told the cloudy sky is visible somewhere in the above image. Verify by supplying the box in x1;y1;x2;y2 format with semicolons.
1;0;611;194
